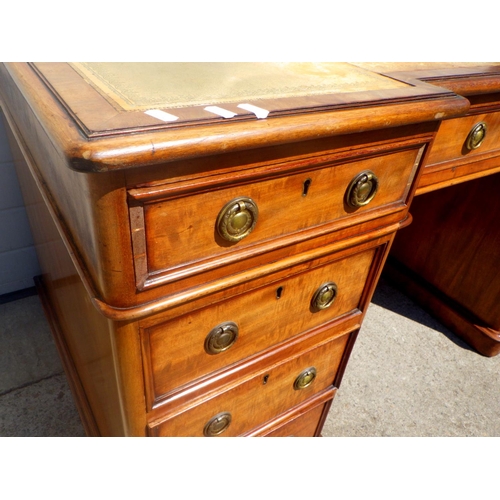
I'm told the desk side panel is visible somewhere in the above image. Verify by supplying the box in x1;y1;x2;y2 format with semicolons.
6;122;147;436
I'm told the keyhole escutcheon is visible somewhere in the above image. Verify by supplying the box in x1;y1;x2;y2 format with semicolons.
302;178;312;197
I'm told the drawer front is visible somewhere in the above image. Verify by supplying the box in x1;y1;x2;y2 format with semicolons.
130;146;422;290
148;333;350;437
142;247;376;406
259;399;331;437
425;111;500;166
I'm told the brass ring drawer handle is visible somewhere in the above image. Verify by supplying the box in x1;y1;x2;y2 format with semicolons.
216;197;259;242
466;121;487;150
204;321;239;355
294;367;317;390
204;412;232;436
346;170;379;208
311;281;338;311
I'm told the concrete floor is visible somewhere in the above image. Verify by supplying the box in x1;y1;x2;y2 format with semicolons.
0;290;85;437
323;278;500;437
1;279;499;437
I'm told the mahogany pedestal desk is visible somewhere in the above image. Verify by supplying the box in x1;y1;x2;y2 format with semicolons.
0;63;496;437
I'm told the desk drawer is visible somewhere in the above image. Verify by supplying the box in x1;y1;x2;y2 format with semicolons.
129;146;422;290
261;404;327;437
265;405;325;437
252;389;335;437
141;246;376;407
148;333;350;437
426;111;500;166
416;110;500;193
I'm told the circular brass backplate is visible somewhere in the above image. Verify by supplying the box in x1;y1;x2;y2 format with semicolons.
216;197;259;242
294;367;317;390
466;121;487;150
311;282;338;311
203;412;232;436
345;170;379;208
204;321;239;354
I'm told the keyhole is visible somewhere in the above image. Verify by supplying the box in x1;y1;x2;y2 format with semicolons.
263;374;270;385
276;286;284;299
302;178;312;197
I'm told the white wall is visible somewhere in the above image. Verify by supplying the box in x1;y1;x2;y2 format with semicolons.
0;109;41;295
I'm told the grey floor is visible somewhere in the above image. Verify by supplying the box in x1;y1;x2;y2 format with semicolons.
1;279;499;437
0;290;85;437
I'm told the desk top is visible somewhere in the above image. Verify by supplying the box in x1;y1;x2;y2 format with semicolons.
2;62;498;172
70;62;409;110
31;62;464;137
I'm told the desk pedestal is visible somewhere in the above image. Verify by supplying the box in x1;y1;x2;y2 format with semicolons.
387;173;500;357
